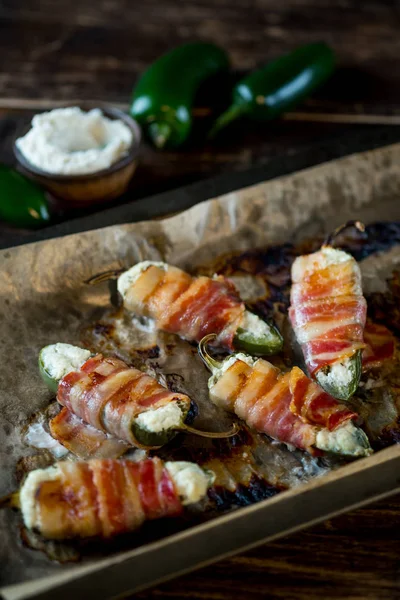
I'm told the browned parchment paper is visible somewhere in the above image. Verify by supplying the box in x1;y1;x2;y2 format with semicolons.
2;143;400;596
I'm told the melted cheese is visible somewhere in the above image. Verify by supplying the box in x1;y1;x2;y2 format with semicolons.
135;402;183;433
316;357;353;388
316;421;372;457
20;465;62;530
239;310;276;342
25;422;68;459
166;461;212;505
41;343;91;381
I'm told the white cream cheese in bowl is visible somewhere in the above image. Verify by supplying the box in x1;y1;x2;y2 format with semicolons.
13;106;141;205
15;107;134;176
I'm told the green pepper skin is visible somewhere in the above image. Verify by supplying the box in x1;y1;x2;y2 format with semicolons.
210;42;335;136
130;42;229;148
0;165;50;228
315;350;362;402
132;400;191;448
234;322;283;356
38;353;59;394
131;423;177;448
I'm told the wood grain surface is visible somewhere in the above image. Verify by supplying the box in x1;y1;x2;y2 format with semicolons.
1;1;400;598
134;497;400;599
2;0;400;199
1;0;400;113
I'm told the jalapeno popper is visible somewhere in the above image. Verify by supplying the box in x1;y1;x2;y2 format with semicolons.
116;261;283;355
1;458;213;540
289;223;367;401
199;335;372;457
39;343;235;458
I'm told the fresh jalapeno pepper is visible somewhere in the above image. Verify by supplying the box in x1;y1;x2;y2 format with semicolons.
233;310;283;356
0;164;50;228
209;42;335;137
130;42;229;148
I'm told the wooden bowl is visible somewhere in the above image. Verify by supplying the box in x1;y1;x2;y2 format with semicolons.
13;106;141;206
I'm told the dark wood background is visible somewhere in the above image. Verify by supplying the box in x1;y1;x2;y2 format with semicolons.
2;0;400;200
2;1;400;597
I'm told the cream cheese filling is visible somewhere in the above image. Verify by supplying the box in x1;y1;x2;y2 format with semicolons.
238;311;276;342
166;461;212;505
135;402;184;433
20;465;62;530
316;357;353;388
316;421;372;457
40;343;91;381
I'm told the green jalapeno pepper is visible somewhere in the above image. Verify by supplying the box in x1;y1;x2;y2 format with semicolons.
209;42;335;137
130;42;229;148
0;164;50;228
131;400;192;447
233;310;283;356
315;348;362;402
39;355;60;394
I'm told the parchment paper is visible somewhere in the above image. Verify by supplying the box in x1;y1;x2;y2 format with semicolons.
2;143;400;592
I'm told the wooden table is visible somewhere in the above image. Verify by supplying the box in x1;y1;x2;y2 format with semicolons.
2;1;400;597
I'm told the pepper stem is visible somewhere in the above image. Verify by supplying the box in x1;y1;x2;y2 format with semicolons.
85;268;125;285
179;422;239;438
148;122;173;149
323;220;365;248
198;334;223;372
208;104;247;139
0;492;19;509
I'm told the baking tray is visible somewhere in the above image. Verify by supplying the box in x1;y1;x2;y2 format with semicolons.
2;136;400;600
3;449;400;600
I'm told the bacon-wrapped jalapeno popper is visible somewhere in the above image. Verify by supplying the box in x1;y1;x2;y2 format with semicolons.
199;335;372;457
39;343;235;456
1;458;213;540
289;223;367;401
116;261;283;355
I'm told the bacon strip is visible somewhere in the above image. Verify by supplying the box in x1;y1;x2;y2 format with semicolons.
289;367;357;430
49;408;129;460
289;252;367;376
363;320;395;369
33;458;183;540
211;358;357;455
56;354;190;448
123;265;245;350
